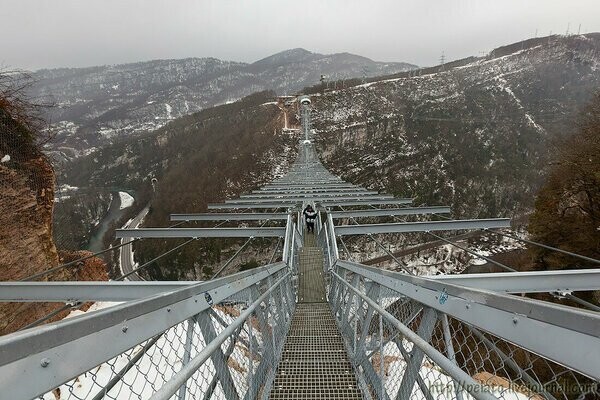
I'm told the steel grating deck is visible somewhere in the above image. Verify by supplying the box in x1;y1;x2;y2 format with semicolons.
269;233;363;399
298;248;326;302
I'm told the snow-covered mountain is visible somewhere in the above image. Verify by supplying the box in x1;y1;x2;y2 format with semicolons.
31;49;415;158
313;34;600;219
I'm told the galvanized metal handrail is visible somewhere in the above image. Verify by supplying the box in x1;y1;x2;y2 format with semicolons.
0;261;292;399
149;272;291;400
321;199;600;400
331;270;498;400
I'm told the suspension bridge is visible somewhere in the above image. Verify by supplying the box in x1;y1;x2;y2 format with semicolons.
1;95;599;399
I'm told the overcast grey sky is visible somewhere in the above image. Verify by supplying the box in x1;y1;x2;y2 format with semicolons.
2;0;600;71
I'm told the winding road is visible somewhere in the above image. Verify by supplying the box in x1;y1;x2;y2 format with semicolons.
119;206;150;281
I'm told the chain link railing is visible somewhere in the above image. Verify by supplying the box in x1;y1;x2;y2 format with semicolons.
328;261;600;400
0;259;296;400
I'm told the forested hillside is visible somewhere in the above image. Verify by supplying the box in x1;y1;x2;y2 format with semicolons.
529;92;600;271
57;35;600;279
64;91;298;279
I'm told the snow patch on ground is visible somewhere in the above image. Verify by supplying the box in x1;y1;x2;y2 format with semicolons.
118;191;134;210
372;340;534;399
43;304;258;400
64;301;122;319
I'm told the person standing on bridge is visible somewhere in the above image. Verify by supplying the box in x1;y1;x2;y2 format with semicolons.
304;205;317;233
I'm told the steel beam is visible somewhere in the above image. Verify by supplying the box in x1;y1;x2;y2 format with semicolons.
261;184;356;189
337;260;600;379
431;268;600;294
115;227;286;238
0;281;203;302
335;218;510;235
225;195;393;204
330;206;451;219
170;213;289;221
207;203;301;210
251;188;369;194
321;198;413;208
241;191;379;198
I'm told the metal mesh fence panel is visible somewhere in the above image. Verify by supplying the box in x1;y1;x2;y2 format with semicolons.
330;267;600;400
35;269;294;400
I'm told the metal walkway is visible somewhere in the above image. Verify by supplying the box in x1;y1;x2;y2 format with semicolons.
270;304;362;399
270;233;363;399
297;234;326;303
1;94;599;400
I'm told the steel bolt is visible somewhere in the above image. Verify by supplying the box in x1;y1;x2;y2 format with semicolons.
40;358;51;367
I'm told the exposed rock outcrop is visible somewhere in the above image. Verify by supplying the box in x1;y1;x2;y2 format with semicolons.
0;106;108;335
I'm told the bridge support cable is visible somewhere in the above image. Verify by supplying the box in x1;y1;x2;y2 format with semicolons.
19;221;187;282
338;204;415;274
442;212;598;267
427;231;600;311
426;231;517;272
485;228;600;265
210;217;275;279
116;238;197;281
373;212;600;311
17;302;80;331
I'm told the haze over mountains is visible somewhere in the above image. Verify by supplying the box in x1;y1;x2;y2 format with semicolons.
30;48;416;159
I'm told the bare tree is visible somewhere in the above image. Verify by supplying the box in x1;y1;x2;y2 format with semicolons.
0;70;54;144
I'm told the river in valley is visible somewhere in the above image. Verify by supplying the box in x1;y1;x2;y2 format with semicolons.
87;191;134;253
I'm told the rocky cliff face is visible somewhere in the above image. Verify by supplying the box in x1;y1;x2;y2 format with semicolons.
0;106;108;335
0;107;58;280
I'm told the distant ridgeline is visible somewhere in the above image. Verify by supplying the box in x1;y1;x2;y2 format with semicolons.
31;49;416;157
